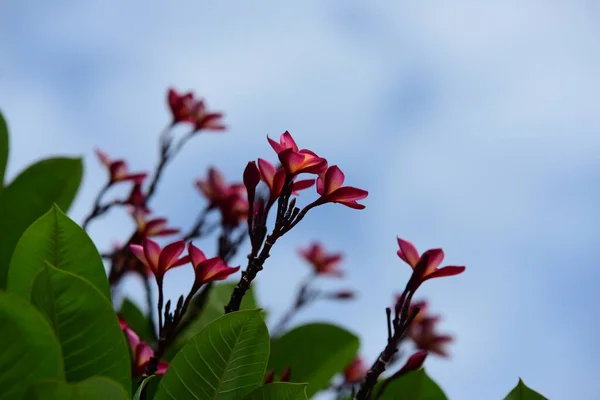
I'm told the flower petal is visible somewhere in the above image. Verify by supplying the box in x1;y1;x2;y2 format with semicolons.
423;248;444;274
95;148;110;167
324;166;345;195
156;360;169;375
291;178;315;193
130;244;150;269
280;131;299;152
423;266;466;281
188;242;207;266
257;158;276;188
267;135;284;153
396;238;420;267
158;240;186;273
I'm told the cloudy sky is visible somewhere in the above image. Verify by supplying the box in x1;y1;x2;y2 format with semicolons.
2;1;599;399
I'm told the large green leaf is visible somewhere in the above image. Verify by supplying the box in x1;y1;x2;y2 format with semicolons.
164;282;261;361
504;379;548;400
155;309;270;400
0;156;82;289
244;383;309;400
26;377;129;400
7;205;110;300
268;323;359;397
133;375;160;400
119;297;157;343
31;264;131;395
374;369;447;400
0;110;8;189
0;291;64;400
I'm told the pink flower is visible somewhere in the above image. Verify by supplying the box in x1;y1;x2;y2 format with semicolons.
130;238;189;285
131;208;180;238
298;242;344;277
315;166;368;209
119;318;169;376
167;88;196;125
343;357;368;384
396;238;465;291
188;242;240;289
267;132;327;176
95;149;147;185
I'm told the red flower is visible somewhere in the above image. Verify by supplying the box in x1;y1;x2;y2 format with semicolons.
267;132;327;176
396;238;465;291
95;149;147;185
167;88;196;125
131;208;180;238
119;318;169;376
315;166;368;209
189;99;226;132
217;193;249;229
243;161;261;202
409;313;453;357
125;181;150;213
196;167;245;207
396;351;428;375
343;357;368;384
257;158;316;206
130;238;189;285
188;242;240;289
298;242;344;277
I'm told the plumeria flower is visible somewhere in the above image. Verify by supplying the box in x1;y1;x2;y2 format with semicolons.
189;99;226;132
167;88;196;125
95;149;147;185
267;132;328;176
243;161;261;203
315;166;368;209
218;192;249;228
409;314;453;357
298;242;344;277
188;242;240;290
130;238;189;285
131;208;180;237
396;238;465;291
119;318;168;376
257;158;316;206
195;167;245;208
343;357;369;384
125;181;150;213
396;351;428;376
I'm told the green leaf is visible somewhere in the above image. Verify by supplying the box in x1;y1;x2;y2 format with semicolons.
0;291;64;400
134;375;160;400
374;369;447;400
120;297;157;343
0;156;82;289
26;377;129;400
504;379;548;400
243;383;309;400
164;282;262;361
268;323;359;397
155;309;270;400
31;264;131;395
0;110;8;189
7;204;110;300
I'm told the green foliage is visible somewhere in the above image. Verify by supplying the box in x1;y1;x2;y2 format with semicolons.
155;309;270;400
268;323;360;397
30;264;131;395
7;205;110;300
0;110;8;189
25;377;129;400
0;157;82;289
243;383;309;400
504;379;548;400
374;369;447;400
119;297;157;343
0;291;64;400
133;375;160;400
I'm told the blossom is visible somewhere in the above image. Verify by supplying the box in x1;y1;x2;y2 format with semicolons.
396;238;465;291
189;99;226;132
125;181;150;213
195;167;245;207
409;313;453;357
119;318;169;376
243;161;261;203
257;158;315;205
298;242;344;277
396;351;428;376
167;88;196;125
188;242;240;289
218;192;249;228
131;208;180;237
95;149;147;185
343;357;368;384
130;238;189;285
315;166;368;209
267;132;327;176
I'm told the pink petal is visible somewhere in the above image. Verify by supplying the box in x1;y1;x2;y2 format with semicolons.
130;244;150;269
124;327;141;350
267;135;284;153
280;131;299;152
423;266;466;281
316;175;325;195
397;351;428;376
397;238;420;267
156;360;169;375
423;248;445;274
142;238;161;272
327;186;368;202
279;149;306;175
188;242;207;266
257;158;276;187
173;255;191;268
208;167;226;191
337;200;366;210
324;166;345;195
145;219;167;235
95;149;110;166
136;343;154;367
291;179;315;193
271;170;286;199
152;228;180;237
158;240;186;273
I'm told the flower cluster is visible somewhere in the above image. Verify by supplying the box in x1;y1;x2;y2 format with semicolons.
167;88;225;132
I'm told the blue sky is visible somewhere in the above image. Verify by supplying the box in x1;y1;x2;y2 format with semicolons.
2;1;600;399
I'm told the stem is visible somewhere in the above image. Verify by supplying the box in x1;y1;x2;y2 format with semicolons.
157;284;164;335
271;274;315;336
82;183;111;230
